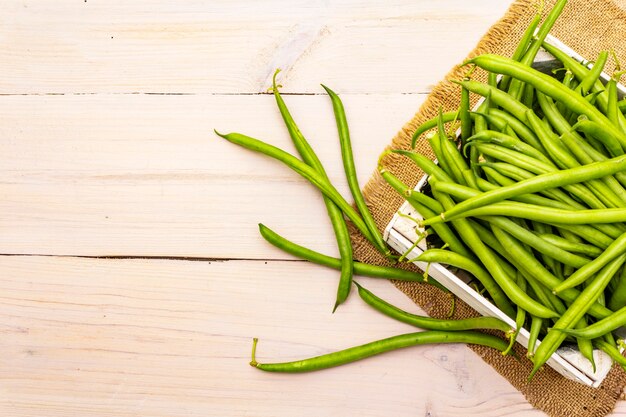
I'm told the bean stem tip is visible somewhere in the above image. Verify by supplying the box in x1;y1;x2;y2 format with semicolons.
250;337;259;367
214;129;228;139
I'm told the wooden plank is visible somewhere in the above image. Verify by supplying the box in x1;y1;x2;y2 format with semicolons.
0;0;512;94
0;93;423;257
0;255;546;417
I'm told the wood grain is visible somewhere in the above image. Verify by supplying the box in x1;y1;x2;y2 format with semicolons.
0;93;423;257
0;0;511;94
0;255;544;417
4;0;626;415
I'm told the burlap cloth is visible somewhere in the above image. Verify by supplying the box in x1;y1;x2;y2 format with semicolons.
352;0;626;415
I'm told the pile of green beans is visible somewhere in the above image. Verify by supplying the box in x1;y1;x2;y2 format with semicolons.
219;0;626;382
381;0;626;380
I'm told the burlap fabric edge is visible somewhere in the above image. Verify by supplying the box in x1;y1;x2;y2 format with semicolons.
351;1;626;416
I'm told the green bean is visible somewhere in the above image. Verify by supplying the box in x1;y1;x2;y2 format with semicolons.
459;82;611;209
412;248;509;309
553;304;626;340
498;0;543;91
607;77;621;131
577;51;609;95
526;316;543;358
271;73;354;311
439;137;467;186
506;0;568;100
475;171;580;212
483;108;544;151
557;70;576;119
572;117;624;157
466;130;551;164
530;254;626;379
322;85;390;258
460;83;472;146
355;282;512;333
438;113;478;189
594;339;626;371
575;316;596;372
541;41;607;106
410;111;460;148
561;125;626;188
471;111;519;140
609;266;626;311
216;131;378;247
425;154;626;222
522;83;535;110
250;330;511;373
526;272;567;316
428;133;453;181
457;80;529;124
258;224;448;289
429;201;626;226
538;90;626;201
559;133;626;200
480;166;618;246
553;231;626;293
473;220;560;312
547;222;613;250
393;149;453;182
503;272;527;355
526;115;625;209
537;233;602;257
474;160;586;209
379;166;443;213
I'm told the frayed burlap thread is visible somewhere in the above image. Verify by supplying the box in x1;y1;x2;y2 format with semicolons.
353;1;626;416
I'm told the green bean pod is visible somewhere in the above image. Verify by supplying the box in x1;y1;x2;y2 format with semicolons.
412;248;510;311
355;282;512;333
553;304;626;340
526;316;543;358
553;231;626;293
250;331;511;373
428;201;626;226
410;111;460;148
258;224;447;291
322;85;390;258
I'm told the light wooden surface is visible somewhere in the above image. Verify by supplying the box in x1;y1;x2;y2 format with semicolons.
1;1;625;416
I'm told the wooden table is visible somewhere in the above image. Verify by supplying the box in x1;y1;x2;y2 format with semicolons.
2;1;625;415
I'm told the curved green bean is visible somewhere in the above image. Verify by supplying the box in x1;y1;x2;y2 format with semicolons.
553;304;626;339
553;231;626;293
412;248;509;310
410;111;460;148
355;282;512;333
250;330;511;372
258;224;447;290
322;85;390;258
